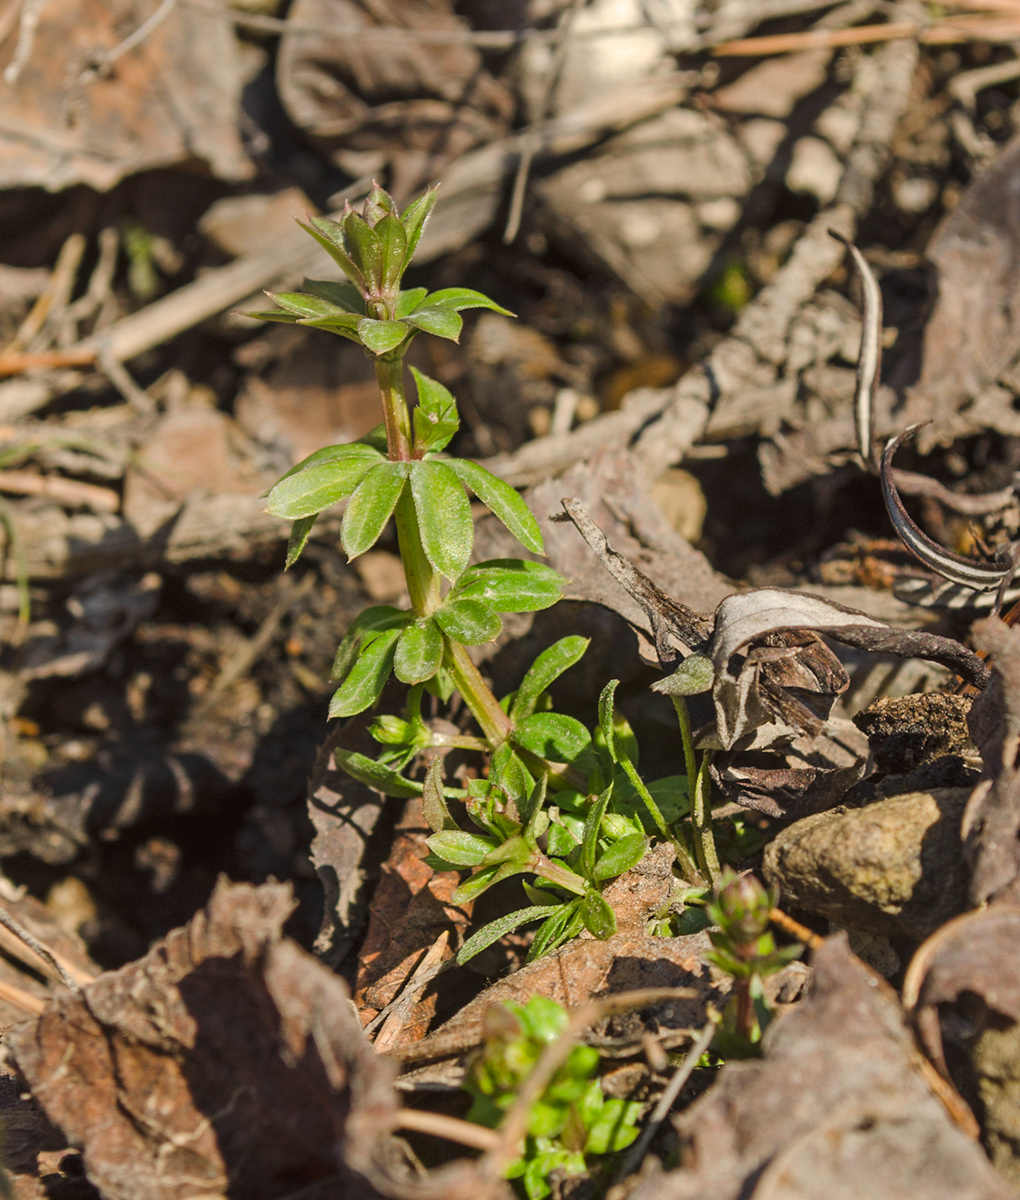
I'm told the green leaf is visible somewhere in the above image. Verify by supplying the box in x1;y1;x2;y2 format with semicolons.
585;1098;642;1155
581;784;613;881
340;462;408;559
651;652;715;696
491;749;533;805
598;679;620;762
451;863;501;904
513;712;593;767
272;441;383;487
426;830;498;867
593;833;648;881
580;889;616;940
422;758;457;833
447;459;543;554
615;775;689;827
357;317;408;355
242;308;302;324
452;559;565;614
399;187;438;264
332;748;422;797
363;183;396;224
425;287;514;316
522;880;561;907
510;636;590;723
434;597;501;645
527;902;583;962
396;287;428;317
285;515;317;568
328;627;400;717
457;906;552;964
270;291;352;321
409;459;473;580
375;212;408;294
302;278;365;312
267;455;381;519
297;217;365;289
410;367;459;454
519;773;548;835
332;605;409;682
341;210;382;282
404;306;464;341
393;618;443;683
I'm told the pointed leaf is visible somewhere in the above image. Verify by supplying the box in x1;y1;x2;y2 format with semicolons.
396;287;428;317
580;889;617;940
434;597;501;645
452;559;565;614
447;459;543;554
593;833;648;881
270;291;351;321
332;605;408;682
341;462;408;559
409;459;473;580
332;747;422;797
410;367;459;454
285;515;317;568
242;309;302;324
340;210;382;282
393;618;443;683
451;863;501;904
519;773;548;835
328;627;400;717
457;906;552;964
513;712;593;767
273;441;383;487
400;187;438;264
375;212;408;294
581;784;614;881
422;757;457;833
357;318;408;356
426;830;498;867
297;218;364;289
404;306;463;341
363;184;396;225
511;636;590;723
425;287;514;316
302;278;365;312
598;679;620;763
527;903;579;962
267;455;380;519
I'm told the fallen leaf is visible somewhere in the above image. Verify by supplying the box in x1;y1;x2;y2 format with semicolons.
7;880;398;1200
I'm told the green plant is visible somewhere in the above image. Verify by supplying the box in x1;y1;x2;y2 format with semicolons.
251;184;725;958
704;869;802;1049
464;995;642;1200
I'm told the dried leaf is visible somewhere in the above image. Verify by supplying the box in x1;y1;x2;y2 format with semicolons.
8;880;398;1200
633;936;1010;1200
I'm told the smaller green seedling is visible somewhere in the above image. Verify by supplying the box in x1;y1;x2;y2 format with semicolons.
705;869;801;1049
465;995;642;1200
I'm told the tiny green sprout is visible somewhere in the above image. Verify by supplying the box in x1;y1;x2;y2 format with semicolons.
705;869;802;1049
464;996;642;1200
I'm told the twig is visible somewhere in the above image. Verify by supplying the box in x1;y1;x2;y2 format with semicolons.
364;955;456;1037
0;906;81;990
373;931;450;1053
2;0;44;84
0;469;119;512
891;468;1016;516
97;344;156;413
0;976;45;1016
714;10;1020;55
81;0;180;79
0;347;97;377
395;1108;501;1153
770;906;824;952
613;1021;716;1184
503;0;588;244
0;920;94;988
12;233;86;351
829;232;882;473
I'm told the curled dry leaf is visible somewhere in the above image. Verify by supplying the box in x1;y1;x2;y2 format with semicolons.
630;935;1010;1200
906;905;1020;1186
7;880;399;1200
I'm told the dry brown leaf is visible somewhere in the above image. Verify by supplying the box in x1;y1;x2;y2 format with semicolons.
0;0;251;190
7;880;399;1200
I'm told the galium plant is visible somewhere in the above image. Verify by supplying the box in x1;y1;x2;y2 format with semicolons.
464;995;642;1200
705;869;802;1048
251;184;724;960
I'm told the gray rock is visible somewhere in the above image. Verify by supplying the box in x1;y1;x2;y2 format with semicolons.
763;788;971;940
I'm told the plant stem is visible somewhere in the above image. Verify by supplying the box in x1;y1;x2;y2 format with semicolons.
375;356;412;462
619;756;701;883
445;638;512;746
671;696;719;883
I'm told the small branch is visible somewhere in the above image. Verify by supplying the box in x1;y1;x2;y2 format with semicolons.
0;906;84;990
770;906;824;952
395;1108;501;1153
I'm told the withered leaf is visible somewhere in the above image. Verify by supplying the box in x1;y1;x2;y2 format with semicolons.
7;880;398;1200
632;936;1012;1200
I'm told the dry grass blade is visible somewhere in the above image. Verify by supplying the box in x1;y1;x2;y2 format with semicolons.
829;231;882;473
